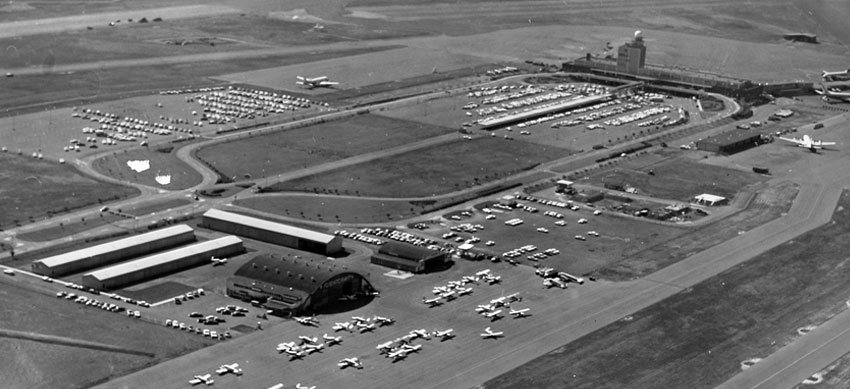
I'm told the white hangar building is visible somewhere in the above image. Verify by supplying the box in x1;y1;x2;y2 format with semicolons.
81;236;244;290
200;209;343;255
31;225;196;277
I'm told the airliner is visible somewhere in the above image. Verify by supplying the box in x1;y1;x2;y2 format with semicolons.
778;134;836;152
296;76;339;89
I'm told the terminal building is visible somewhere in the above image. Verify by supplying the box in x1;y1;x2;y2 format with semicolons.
370;242;449;274
32;225;196;277
226;253;375;314
201;209;343;255
82;236;244;290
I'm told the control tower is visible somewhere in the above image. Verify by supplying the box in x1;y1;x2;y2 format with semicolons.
617;30;647;74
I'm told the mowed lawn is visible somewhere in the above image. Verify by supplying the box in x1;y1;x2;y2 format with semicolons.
234;194;424;224
92;144;204;191
0;280;216;389
195;114;455;180
586;156;764;201
271;137;569;198
487;190;850;389
0;152;139;228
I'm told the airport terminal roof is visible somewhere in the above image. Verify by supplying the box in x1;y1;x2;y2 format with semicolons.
36;224;195;268
697;130;761;146
232;253;356;295
203;208;335;244
478;94;611;128
376;242;444;262
84;236;242;281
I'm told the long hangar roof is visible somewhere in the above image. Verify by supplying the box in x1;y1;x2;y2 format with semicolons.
233;253;352;295
36;224;194;268
203;208;335;244
84;236;242;281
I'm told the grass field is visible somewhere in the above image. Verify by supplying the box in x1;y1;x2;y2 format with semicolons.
195;114;455;180
0;151;139;229
486;189;850;389
235;194;424;224
584;155;765;201
270;136;568;197
92;144;204;191
599;180;798;280
0;277;216;389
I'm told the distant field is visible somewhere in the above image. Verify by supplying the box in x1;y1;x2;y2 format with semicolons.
270;136;568;198
487;189;850;389
92;144;204;191
0;278;216;389
585;156;765;201
195;114;454;180
0;152;139;229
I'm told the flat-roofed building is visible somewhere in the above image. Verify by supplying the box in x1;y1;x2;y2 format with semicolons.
371;242;448;274
32;225;195;277
201;209;342;255
82;236;244;290
226;253;376;315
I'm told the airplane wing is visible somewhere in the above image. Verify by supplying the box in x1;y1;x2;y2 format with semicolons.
778;137;803;145
820;141;837;146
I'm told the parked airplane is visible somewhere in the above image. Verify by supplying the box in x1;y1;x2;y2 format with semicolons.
439;291;457;301
401;344;423;353
298;335;319;344
480;327;504;339
358;323;377;333
296;383;316;389
332;321;354;332
483;309;503;320
815;84;850;102
210;256;227;266
351;316;369;324
323;333;343;346
779;134;836;152
388;348;410;361
294;315;319;326
338;357;363;369
285;349;307;360
189;374;214;386
433;328;455;340
296;76;339;89
476;304;496;313
303;343;324;354
457;287;473;296
510;308;531;318
215;363;243;376
373;315;395;326
268;384;285;389
423;297;443;307
822;68;850;81
376;341;395;353
409;329;431;340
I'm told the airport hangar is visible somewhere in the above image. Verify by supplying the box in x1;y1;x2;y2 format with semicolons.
370;241;449;274
696;131;764;155
201;208;343;256
31;224;196;277
226;253;376;315
81;236;244;290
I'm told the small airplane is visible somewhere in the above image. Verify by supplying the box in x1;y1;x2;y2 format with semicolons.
483;309;503;320
439;291;457;301
323;333;343;346
423;297;443;307
409;329;431;340
299;335;319;344
432;328;455;341
475;304;496;313
296;75;339;89
509;308;531;318
490;297;508;307
388;348;410;361
480;327;504;339
268;384;285;389
400;344;423;353
210;256;227;266
338;357;363;369
372;315;395;326
215;363;243;376
351;316;369;324
544;278;568;289
779;134;836;152
358;323;377;333
285;349;307;360
296;384;317;389
276;341;298;353
333;321;354;332
376;341;395;353
476;269;492;277
457;287;473;296
505;293;522;303
484;275;502;285
461;275;479;284
189;374;214;386
303;343;325;354
294;315;319;326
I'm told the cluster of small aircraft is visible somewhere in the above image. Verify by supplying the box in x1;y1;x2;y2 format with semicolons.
329;315;395;333
424;269;503;307
375;328;453;362
475;293;529;321
277;333;340;360
188;363;241;386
